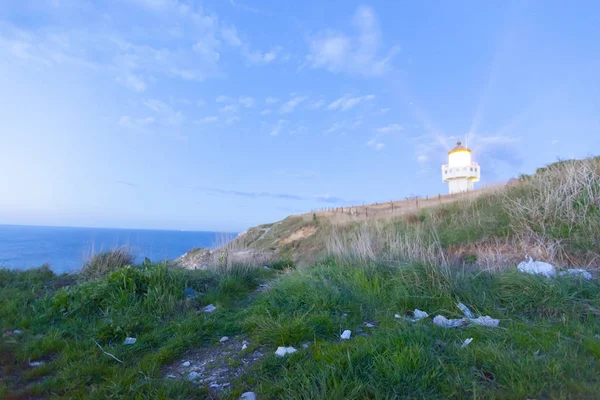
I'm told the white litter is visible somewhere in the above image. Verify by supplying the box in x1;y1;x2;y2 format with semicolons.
204;304;217;313
242;341;248;350
275;346;297;357
263;265;271;270
433;315;469;328
123;337;137;345
220;336;229;343
188;371;202;381
470;315;500;327
413;309;429;320
302;342;310;348
29;361;45;367
240;392;257;400
365;322;375;328
517;255;556;277
394;314;402;319
340;330;352;340
461;338;473;348
560;269;592;280
457;303;475;319
182;361;191;367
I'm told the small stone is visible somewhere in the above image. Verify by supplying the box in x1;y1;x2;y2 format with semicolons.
242;343;248;350
394;314;402;319
166;374;177;379
240;392;257;400
182;361;191;367
188;371;202;381
355;328;366;337
123;337;137;345
29;361;44;367
364;322;375;328
275;346;297;357
204;304;217;313
220;336;229;342
340;330;352;340
263;265;271;270
302;342;310;348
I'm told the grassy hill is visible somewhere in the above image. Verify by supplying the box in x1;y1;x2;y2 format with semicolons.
2;156;599;399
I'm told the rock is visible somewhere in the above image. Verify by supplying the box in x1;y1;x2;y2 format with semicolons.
302;342;310;348
340;330;352;340
263;265;271;270
220;336;229;343
29;361;44;367
188;371;202;381
355;328;367;337
275;346;297;357
184;288;199;299
240;392;257;400
433;315;469;328
182;361;191;367
461;338;473;348
364;322;375;328
204;304;217;313
123;337;137;345
435;339;447;348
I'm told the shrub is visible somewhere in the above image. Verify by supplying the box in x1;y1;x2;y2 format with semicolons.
80;248;135;280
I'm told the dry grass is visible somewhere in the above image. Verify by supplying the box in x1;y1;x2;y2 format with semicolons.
80;247;135;280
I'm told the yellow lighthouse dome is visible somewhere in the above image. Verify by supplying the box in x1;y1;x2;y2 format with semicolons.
448;140;471;155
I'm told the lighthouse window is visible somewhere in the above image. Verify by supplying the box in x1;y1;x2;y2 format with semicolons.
444;170;447;174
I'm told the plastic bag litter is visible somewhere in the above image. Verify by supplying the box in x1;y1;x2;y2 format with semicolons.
457;303;475;319
461;338;473;348
340;330;352;340
204;304;217;313
29;361;45;367
220;336;229;342
470;316;500;327
413;309;429;320
559;269;592;280
364;322;375;328
433;315;469;328
394;314;402;319
275;346;297;357
518;255;556;277
123;337;137;345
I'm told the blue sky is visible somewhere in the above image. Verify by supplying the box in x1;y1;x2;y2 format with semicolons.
0;0;599;232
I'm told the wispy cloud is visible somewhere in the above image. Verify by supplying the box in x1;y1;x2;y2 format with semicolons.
197;187;352;204
308;98;326;110
265;97;279;104
328;94;375;111
377;124;402;133
279;96;308;114
115;180;137;187
260;109;272;115
367;138;385;150
219;104;238;113
193;116;218;124
238;95;256;108
118;116;155;131
270;119;287;136
306;6;400;76
216;95;230;103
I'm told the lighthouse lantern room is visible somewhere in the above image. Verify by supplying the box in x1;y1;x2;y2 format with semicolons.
441;141;480;194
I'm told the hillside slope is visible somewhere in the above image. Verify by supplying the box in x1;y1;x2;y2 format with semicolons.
180;156;600;271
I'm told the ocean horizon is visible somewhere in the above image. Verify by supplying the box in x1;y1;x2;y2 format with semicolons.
0;224;235;274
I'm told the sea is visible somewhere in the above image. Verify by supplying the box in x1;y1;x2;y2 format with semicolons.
0;225;234;274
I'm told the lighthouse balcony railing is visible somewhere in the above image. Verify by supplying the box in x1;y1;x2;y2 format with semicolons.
441;163;480;182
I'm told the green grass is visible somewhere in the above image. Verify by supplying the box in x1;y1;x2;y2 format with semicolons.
0;262;272;399
2;259;599;399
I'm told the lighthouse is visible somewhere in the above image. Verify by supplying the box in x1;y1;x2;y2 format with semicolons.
442;141;480;194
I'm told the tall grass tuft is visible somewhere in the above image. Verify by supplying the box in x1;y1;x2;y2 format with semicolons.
80;247;135;280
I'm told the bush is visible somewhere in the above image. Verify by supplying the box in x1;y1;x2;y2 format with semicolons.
80;248;134;280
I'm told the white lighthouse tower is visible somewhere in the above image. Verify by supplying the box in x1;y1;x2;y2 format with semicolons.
441;141;480;194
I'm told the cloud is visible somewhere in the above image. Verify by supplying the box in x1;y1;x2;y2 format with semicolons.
142;98;183;126
367;138;385;150
194;116;218;124
260;109;272;115
417;155;428;163
279;96;307;114
328;94;375;111
219;104;238;113
197;187;351;204
270;119;287;136
242;46;280;65
115;180;137;187
306;6;400;76
220;25;242;47
216;95;230;103
308;99;326;110
238;95;256;108
265;97;279;104
118;116;156;130
377;124;402;133
117;73;147;92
